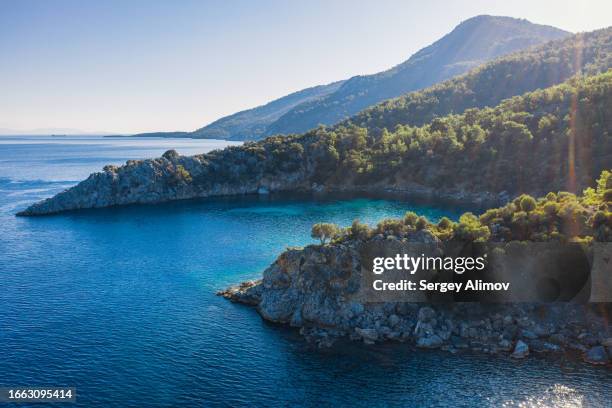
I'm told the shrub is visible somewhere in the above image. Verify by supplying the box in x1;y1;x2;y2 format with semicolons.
543;201;559;216
545;192;557;201
403;211;418;226
454;213;491;242
376;219;405;236
175;165;192;183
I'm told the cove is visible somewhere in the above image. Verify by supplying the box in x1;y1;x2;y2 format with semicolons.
1;136;610;407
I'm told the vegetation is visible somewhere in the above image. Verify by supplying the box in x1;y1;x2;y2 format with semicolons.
264;16;569;137
311;223;341;244
173;165;192;184
60;29;610;221
316;170;612;245
195;70;611;198
346;27;611;134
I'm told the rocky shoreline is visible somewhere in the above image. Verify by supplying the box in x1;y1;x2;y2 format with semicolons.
218;236;611;366
18;149;510;216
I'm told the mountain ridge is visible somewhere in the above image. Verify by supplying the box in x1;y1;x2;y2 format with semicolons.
195;15;569;140
264;15;570;137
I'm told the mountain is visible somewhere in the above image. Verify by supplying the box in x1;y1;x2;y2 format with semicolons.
190;81;345;140
346;26;612;133
192;15;569;140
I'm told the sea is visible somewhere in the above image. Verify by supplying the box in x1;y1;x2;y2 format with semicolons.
0;136;609;407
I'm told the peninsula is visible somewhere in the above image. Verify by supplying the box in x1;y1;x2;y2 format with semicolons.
220;173;612;364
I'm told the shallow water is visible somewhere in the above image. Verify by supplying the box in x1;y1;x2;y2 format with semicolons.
0;136;609;407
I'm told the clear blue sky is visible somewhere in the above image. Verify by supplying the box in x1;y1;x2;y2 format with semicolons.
0;0;610;134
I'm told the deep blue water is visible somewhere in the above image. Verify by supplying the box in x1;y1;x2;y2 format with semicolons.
0;136;610;407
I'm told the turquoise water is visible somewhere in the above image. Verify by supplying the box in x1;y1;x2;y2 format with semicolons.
0;136;609;407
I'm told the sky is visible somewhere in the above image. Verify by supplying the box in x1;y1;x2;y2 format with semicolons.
0;0;610;135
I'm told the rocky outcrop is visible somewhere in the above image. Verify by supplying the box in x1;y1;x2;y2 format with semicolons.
17;149;312;215
18;146;508;216
219;233;611;365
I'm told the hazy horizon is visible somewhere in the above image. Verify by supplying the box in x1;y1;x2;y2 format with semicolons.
1;0;610;135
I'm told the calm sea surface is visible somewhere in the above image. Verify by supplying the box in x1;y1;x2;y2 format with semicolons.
0;136;609;407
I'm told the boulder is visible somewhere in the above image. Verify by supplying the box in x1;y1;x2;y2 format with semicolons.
511;340;529;358
417;306;436;322
416;334;443;349
498;339;512;351
584;346;609;365
542;342;562;353
355;328;378;345
217;280;262;305
520;329;538;340
388;314;401;328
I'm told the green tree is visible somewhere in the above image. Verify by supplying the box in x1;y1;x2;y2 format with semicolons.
349;219;371;241
437;217;453;229
403;211;419;226
311;223;340;244
519;195;537;212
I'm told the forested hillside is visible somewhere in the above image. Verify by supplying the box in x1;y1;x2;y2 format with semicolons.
346;27;612;134
322;168;612;246
263;16;569;137
241;71;612;195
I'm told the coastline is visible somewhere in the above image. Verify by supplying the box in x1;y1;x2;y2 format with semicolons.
16;149;510;216
218;240;611;366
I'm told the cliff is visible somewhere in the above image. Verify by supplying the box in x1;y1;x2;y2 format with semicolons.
17;147;313;215
219;230;611;364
